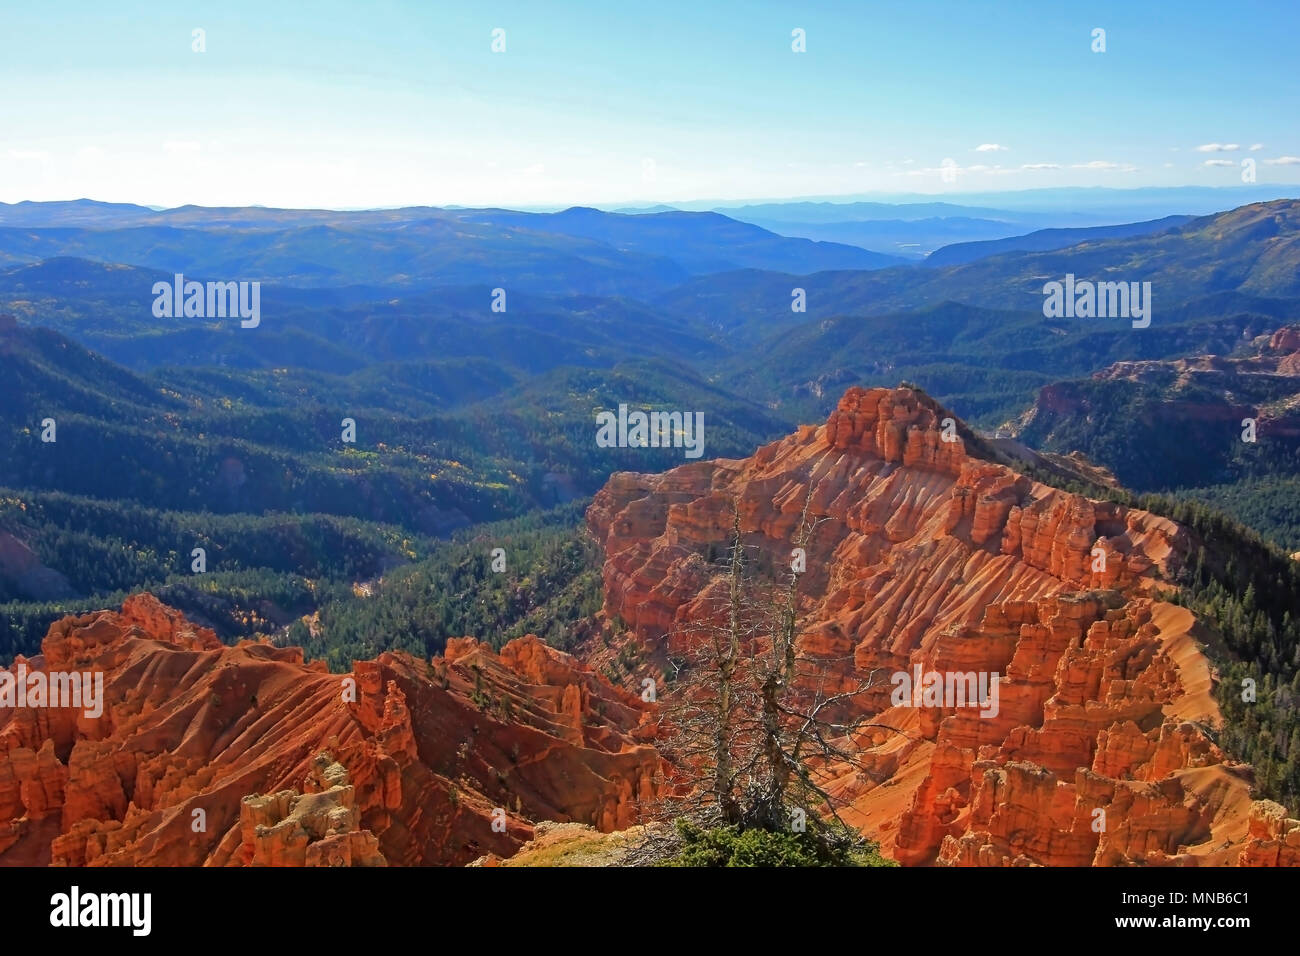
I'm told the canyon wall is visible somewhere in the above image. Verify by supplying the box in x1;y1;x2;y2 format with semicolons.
588;386;1293;866
0;594;662;866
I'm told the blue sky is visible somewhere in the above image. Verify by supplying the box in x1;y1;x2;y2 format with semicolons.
2;0;1297;208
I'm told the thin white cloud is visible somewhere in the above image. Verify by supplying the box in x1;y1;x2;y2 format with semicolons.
1250;143;1265;151
901;158;1144;178
1203;159;1236;167
1264;156;1300;165
904;163;956;177
163;140;201;154
6;149;48;160
975;143;1008;152
1194;143;1240;152
1070;160;1136;171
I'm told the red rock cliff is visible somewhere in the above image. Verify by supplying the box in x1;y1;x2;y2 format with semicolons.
0;594;662;866
587;386;1292;866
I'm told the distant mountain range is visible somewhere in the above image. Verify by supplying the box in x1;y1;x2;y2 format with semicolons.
11;189;1295;270
658;200;1300;333
614;187;1298;258
0;201;902;292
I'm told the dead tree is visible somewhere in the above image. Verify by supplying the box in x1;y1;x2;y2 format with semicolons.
650;486;903;851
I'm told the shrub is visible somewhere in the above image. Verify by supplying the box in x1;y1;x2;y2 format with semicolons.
664;819;896;868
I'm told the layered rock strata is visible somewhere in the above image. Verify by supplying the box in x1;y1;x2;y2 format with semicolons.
0;594;661;866
588;386;1291;866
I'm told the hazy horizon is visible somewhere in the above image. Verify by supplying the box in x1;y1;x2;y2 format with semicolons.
4;183;1299;217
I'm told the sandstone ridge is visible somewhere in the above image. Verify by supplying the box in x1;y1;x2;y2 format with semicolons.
0;593;662;866
587;386;1294;866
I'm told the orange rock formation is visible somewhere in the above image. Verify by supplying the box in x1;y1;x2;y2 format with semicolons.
0;594;661;866
587;386;1296;866
1019;324;1300;441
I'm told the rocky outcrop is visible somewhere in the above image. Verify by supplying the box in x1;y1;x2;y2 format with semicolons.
1236;800;1300;866
1007;326;1300;489
588;386;1285;866
0;594;663;866
236;754;386;866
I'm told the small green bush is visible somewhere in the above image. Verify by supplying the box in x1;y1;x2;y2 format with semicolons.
664;819;896;868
